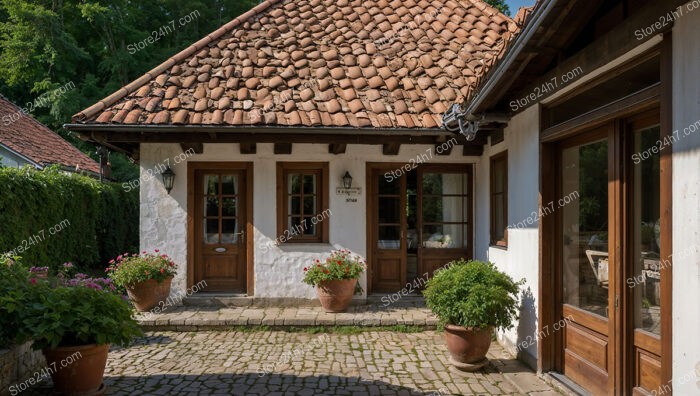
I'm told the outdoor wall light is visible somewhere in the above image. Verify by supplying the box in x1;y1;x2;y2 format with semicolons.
162;167;175;194
342;171;353;189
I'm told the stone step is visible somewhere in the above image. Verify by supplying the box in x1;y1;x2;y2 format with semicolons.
136;305;438;331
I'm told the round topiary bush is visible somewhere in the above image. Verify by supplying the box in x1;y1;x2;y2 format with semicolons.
423;259;523;330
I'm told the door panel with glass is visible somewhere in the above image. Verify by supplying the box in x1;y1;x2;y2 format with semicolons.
194;169;247;292
558;128;613;396
368;164;472;293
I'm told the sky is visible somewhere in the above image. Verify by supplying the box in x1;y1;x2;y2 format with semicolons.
506;0;536;15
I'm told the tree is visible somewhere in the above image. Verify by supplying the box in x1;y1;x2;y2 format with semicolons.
0;0;258;181
485;0;511;16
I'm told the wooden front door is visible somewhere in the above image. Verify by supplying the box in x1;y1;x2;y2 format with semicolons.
369;165;407;293
557;126;616;395
193;166;248;292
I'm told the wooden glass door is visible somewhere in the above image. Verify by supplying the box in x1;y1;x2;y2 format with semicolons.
194;168;247;292
417;165;472;276
369;165;407;293
558;126;615;395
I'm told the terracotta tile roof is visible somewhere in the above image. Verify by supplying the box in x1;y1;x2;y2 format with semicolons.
0;95;101;174
72;0;518;130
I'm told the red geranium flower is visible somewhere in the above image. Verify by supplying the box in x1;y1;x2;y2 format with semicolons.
160;268;165;274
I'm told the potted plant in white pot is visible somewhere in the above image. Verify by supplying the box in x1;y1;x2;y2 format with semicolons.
423;259;522;371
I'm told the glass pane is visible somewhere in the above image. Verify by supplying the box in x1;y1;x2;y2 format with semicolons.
378;197;401;223
494;194;505;241
222;219;238;243
222;197;237;217
289;196;301;216
422;196;464;223
288;174;301;194
303;196;316;215
422;173;444;195
204;219;219;244
378;176;400;195
303;217;316;236
378;226;400;249
422;224;465;248
222;175;237;195
633;126;661;334
204;175;219;195
493;160;506;194
561;139;609;318
288;216;303;235
303;174;316;194
205;197;219;217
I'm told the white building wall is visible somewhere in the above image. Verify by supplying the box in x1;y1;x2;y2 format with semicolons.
671;6;700;392
475;105;540;369
139;141;477;300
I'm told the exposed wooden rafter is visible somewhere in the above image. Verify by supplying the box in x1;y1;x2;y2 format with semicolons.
382;143;401;155
274;142;292;154
180;142;203;154
240;143;257;154
328;143;347;154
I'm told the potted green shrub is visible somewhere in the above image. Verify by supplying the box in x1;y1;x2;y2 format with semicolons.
303;250;365;312
423;259;522;371
107;250;176;311
22;277;141;395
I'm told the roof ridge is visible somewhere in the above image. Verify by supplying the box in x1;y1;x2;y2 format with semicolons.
71;0;283;123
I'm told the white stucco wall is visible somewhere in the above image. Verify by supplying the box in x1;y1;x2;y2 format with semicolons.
474;105;541;369
139;141;477;299
671;6;700;393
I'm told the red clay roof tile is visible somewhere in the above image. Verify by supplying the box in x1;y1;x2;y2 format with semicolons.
0;96;100;174
72;0;517;129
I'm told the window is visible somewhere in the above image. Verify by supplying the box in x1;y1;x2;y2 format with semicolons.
490;152;508;247
276;162;329;243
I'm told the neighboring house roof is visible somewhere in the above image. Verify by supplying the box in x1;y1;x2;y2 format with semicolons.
72;0;518;130
0;95;101;174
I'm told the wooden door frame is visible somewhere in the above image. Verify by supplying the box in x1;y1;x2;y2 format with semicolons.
538;37;673;393
187;161;254;295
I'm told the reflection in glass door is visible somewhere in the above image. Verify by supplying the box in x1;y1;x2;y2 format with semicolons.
559;129;613;396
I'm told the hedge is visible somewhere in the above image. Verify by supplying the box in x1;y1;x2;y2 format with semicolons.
0;166;138;270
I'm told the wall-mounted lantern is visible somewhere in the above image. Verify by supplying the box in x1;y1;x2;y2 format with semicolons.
342;171;353;189
162;167;175;194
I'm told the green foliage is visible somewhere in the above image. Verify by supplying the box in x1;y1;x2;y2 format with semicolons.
22;284;142;349
484;0;511;16
302;250;366;287
0;166;138;270
0;255;35;348
423;260;523;330
107;251;177;287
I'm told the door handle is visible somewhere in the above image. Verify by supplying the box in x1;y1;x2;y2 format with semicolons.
239;230;245;243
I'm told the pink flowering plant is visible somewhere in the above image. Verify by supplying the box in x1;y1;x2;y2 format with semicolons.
302;249;365;287
106;250;176;287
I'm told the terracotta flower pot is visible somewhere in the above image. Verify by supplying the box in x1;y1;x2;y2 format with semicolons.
444;324;493;371
316;278;357;312
42;343;109;395
125;276;173;312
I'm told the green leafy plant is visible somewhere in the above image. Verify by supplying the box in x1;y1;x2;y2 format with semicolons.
423;260;523;330
302;250;365;286
22;285;142;349
0;255;36;348
106;250;176;287
0;166;138;271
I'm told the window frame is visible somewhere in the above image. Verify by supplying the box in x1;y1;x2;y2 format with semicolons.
490;151;508;247
276;162;329;243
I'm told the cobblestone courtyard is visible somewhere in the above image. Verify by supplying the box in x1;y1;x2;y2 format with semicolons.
25;330;557;395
